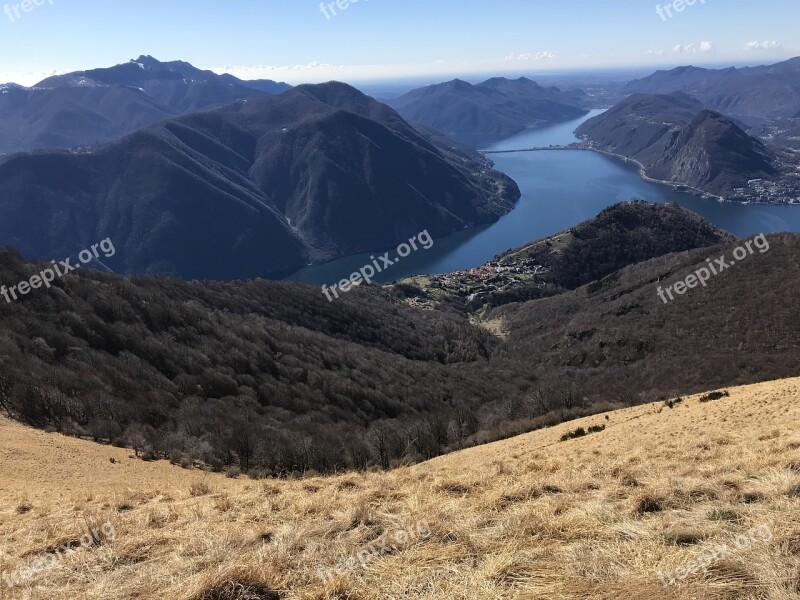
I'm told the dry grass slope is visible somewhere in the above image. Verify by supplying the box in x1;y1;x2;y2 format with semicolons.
1;377;799;599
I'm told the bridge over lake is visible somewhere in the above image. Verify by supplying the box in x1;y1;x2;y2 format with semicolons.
482;142;591;154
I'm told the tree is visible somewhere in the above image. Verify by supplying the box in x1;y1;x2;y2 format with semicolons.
123;423;148;458
0;372;11;416
369;423;395;470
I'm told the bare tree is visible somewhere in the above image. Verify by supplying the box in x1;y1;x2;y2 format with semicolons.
369;423;395;470
0;372;11;417
123;423;148;458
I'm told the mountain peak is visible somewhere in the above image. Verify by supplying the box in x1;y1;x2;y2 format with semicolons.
439;78;474;90
291;80;372;107
692;108;725;121
130;55;166;70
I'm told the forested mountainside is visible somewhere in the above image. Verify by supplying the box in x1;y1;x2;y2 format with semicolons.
0;82;518;279
1;203;797;474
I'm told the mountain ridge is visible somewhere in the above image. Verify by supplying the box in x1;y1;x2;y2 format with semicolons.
389;76;588;144
0;56;290;155
623;56;800;119
576;93;780;196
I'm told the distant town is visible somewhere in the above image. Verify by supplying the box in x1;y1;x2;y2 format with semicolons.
393;248;554;312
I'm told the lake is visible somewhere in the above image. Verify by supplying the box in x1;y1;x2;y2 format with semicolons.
288;110;800;285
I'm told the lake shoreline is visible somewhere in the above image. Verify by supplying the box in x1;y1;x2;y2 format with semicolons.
286;111;800;285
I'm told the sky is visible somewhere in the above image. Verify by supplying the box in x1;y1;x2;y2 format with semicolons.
0;0;798;86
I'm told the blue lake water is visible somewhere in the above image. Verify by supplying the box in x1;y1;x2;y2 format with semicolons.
288;110;800;285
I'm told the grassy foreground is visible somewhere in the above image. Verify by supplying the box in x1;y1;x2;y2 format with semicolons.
0;378;798;599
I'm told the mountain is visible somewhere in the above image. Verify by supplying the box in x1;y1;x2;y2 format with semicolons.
1;202;797;476
35;55;292;104
623;57;800;120
389;76;588;144
0;82;519;279
0;56;290;155
489;231;799;402
392;201;735;311
576;93;779;195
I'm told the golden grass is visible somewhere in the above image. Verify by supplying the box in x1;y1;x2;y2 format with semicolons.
1;377;799;599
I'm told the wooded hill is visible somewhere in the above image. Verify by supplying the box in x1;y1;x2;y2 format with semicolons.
1;202;797;475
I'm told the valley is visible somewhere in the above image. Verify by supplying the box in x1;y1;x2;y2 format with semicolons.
1;202;798;478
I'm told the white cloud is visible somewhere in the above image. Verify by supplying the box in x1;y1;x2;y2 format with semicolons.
208;55;571;85
745;40;783;50
673;41;714;54
0;69;63;87
503;51;556;62
644;50;666;56
217;61;342;75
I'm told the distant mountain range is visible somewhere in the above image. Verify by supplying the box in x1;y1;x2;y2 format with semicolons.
0;56;290;154
389;77;588;144
623;57;800;121
0;81;519;279
576;92;779;196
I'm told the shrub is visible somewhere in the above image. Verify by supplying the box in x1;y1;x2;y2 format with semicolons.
699;390;730;403
560;424;604;441
560;427;586;441
207;456;224;472
189;481;211;497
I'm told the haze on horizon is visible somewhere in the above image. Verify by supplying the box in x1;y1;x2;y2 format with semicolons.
0;0;798;87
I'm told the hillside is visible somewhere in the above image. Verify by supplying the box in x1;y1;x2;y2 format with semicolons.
0;81;518;278
390;77;587;144
391;201;734;311
489;230;800;400
576;93;781;196
623;57;800;120
1;203;799;476
0;56;290;155
750;118;800;150
1;376;798;598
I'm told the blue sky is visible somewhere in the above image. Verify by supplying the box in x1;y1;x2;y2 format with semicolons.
1;0;798;85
